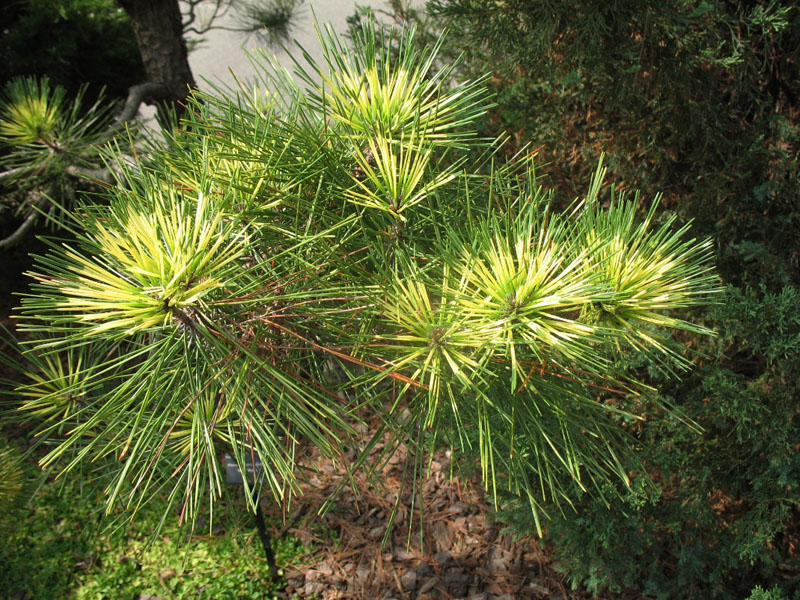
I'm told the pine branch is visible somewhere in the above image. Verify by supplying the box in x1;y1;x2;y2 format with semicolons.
116;82;170;126
64;165;114;184
0;190;49;250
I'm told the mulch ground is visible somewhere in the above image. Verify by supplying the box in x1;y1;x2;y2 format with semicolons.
266;428;593;600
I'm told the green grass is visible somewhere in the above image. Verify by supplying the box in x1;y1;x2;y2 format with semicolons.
1;473;315;600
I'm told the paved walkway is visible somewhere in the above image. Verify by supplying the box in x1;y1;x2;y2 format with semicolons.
187;1;379;88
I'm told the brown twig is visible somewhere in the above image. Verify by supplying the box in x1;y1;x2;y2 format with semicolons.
0;190;50;250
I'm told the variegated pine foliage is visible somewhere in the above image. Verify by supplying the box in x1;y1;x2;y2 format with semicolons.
0;76;115;175
4;22;720;532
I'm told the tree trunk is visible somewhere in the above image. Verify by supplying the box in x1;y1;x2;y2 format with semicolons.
117;0;196;116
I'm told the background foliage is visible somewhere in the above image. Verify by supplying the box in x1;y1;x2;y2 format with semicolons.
0;0;144;99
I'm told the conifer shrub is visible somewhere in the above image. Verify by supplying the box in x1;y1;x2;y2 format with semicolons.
428;0;800;206
0;23;720;542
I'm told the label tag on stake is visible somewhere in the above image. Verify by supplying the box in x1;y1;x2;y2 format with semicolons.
224;453;265;486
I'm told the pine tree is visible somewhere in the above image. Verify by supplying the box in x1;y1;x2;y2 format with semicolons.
2;23;719;533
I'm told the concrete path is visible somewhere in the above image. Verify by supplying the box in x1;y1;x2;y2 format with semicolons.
186;1;391;89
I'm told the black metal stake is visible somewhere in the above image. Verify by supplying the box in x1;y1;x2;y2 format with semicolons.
225;454;281;581
252;489;279;580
